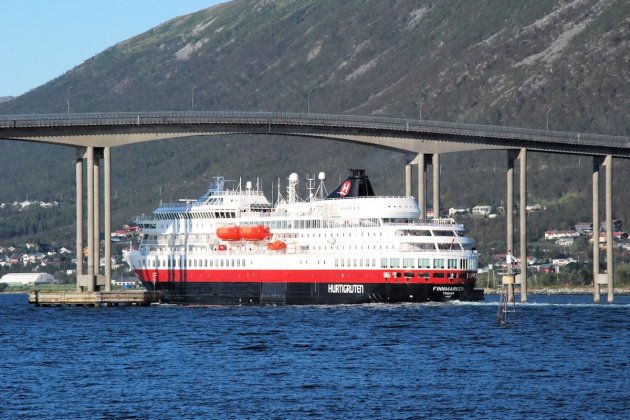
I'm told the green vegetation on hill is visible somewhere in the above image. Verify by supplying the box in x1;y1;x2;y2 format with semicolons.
0;0;628;261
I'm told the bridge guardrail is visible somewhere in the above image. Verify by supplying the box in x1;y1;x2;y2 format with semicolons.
1;111;629;149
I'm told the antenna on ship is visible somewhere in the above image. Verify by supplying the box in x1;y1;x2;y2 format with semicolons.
276;177;284;205
306;174;315;201
246;180;253;205
315;172;327;199
287;173;299;204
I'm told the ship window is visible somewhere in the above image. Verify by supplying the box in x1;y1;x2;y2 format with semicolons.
448;259;458;269
418;258;431;269
390;258;400;268
335;258;338;267
433;259;445;269
340;259;345;267
403;258;414;268
433;273;445;278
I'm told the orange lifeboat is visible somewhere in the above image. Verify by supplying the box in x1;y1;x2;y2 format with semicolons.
267;240;287;251
240;225;272;241
216;226;241;241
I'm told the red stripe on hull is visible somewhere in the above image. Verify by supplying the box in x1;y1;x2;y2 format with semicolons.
135;268;477;286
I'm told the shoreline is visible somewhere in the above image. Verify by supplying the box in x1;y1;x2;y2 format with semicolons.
483;287;630;295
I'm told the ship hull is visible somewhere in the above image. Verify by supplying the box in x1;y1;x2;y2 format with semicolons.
138;274;483;305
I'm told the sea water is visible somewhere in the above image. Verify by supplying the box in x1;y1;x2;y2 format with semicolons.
1;293;628;419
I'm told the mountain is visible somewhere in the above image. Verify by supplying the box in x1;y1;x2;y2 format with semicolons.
0;0;628;256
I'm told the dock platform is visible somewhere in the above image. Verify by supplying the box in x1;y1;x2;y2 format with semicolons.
28;290;160;307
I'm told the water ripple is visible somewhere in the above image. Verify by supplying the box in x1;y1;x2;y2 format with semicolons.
1;294;628;418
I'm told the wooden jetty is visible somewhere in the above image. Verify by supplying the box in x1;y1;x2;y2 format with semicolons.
28;290;160;307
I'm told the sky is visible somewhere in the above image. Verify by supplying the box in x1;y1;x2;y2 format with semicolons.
0;0;224;97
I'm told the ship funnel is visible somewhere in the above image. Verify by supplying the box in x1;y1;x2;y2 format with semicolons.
326;169;375;199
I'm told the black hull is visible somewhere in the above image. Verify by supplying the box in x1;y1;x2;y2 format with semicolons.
143;281;484;305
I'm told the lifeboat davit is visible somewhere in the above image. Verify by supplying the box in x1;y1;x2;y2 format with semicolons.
267;240;287;251
240;225;272;241
216;226;241;241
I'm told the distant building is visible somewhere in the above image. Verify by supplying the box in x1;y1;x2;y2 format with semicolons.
556;237;575;247
617;239;630;251
472;205;492;217
448;207;469;216
600;219;623;232
526;204;542;213
112;277;141;289
0;272;56;285
544;230;580;241
575;222;593;234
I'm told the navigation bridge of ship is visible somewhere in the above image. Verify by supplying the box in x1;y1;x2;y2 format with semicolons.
1;111;629;303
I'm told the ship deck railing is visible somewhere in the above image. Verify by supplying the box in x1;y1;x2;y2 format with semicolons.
134;246;474;258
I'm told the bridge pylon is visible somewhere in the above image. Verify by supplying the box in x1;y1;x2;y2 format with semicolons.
75;146;112;292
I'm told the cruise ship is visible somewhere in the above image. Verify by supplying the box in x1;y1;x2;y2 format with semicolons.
124;169;482;304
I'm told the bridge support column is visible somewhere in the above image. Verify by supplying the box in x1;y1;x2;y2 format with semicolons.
75;149;84;292
94;149;101;283
86;146;95;291
104;147;112;292
505;150;518;302
413;154;427;218
518;148;528;303
592;156;602;303
592;155;615;303
605;155;614;303
74;146;111;292
432;153;440;218
405;163;412;197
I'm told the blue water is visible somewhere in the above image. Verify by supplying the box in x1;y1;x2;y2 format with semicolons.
1;294;628;419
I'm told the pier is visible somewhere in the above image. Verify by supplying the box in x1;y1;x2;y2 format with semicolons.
28;290;159;307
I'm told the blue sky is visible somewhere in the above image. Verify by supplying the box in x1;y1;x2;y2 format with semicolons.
0;0;223;97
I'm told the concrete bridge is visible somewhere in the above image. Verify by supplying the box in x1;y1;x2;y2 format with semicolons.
2;111;629;303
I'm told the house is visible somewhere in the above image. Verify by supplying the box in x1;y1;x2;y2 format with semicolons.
597;231;626;242
526;204;542;213
600;219;623;232
112;276;141;289
552;257;575;269
9;253;23;266
617;239;630;251
0;253;9;267
448;207;469;216
472;205;492;217
556;237;575;247
575;222;593;234
544;230;580;241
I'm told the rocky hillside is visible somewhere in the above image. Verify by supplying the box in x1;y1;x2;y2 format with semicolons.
0;0;628;250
